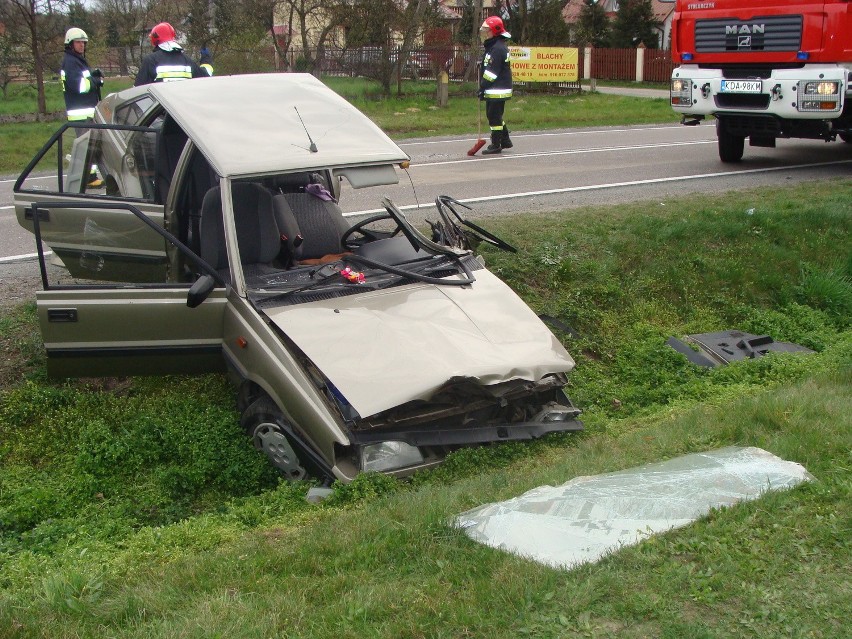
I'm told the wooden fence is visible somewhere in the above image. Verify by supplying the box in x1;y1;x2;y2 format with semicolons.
587;47;675;83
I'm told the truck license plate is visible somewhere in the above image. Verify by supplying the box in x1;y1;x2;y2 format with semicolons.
721;80;762;93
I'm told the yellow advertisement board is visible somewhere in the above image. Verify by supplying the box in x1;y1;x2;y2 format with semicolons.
509;47;579;82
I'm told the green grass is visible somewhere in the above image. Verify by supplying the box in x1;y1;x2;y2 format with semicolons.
1;181;850;637
0;77;135;115
0;76;677;174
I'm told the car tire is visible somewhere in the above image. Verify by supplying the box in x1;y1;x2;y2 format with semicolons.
236;381;263;414
717;125;745;163
240;397;307;481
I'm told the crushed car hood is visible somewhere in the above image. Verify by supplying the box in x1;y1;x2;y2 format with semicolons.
264;270;575;418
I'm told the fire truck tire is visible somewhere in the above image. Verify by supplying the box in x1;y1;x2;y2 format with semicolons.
718;129;745;163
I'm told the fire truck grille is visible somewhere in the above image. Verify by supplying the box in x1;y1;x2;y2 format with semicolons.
695;15;803;53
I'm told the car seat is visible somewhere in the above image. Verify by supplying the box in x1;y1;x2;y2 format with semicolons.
200;182;281;283
277;192;350;264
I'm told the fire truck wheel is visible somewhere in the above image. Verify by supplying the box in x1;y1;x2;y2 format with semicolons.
718;129;745;163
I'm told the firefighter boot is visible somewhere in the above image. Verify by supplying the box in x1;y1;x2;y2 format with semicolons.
501;125;513;149
482;130;502;155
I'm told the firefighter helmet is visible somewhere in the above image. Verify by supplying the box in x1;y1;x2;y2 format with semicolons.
149;22;177;47
481;16;509;38
64;27;89;46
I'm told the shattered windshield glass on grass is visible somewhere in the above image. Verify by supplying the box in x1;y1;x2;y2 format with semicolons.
456;446;814;569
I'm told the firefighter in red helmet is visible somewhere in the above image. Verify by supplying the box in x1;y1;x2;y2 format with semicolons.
135;22;209;86
478;16;513;154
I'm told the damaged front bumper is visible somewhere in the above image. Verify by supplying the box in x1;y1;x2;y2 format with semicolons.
332;386;583;478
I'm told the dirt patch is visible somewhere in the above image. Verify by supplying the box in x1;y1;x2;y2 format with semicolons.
0;259;43;310
0;111;64;124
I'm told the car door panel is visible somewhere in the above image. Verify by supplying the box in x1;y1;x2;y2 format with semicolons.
17;195;167;282
38;287;228;377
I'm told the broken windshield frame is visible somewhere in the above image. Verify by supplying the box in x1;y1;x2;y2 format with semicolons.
248;250;477;308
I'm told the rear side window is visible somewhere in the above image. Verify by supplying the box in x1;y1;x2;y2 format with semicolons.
16;122;161;202
113;96;155;128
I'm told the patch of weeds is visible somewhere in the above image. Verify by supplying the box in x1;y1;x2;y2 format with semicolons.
325;472;400;506
38;569;104;615
733;302;840;351
1;377;280;555
795;261;852;324
0;302;42;387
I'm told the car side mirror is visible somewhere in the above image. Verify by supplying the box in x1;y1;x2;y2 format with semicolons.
187;274;216;308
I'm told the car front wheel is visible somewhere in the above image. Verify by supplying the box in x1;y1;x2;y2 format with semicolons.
240;397;307;481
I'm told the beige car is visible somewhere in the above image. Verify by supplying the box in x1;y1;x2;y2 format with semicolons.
15;74;581;482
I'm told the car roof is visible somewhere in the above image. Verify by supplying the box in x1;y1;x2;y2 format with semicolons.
137;73;409;178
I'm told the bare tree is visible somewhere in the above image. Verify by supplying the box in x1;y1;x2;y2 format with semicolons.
2;0;67;115
269;0;346;74
332;0;440;94
93;0;157;74
463;0;482;81
0;1;28;96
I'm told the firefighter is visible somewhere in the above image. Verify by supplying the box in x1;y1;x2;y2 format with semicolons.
61;27;103;187
135;22;209;86
478;16;513;155
199;47;214;76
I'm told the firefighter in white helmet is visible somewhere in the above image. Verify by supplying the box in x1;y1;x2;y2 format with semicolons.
61;27;104;187
478;16;513;154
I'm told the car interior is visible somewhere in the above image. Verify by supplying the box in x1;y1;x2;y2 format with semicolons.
192;171;428;292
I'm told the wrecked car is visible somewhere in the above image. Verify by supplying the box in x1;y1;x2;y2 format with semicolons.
14;74;581;482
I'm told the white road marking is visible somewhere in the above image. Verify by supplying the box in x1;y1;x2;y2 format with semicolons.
1;250;52;264
342;159;852;217
0;175;50;184
409;140;716;167
397;124;704;146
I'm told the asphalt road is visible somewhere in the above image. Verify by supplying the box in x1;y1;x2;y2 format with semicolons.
3;121;852;266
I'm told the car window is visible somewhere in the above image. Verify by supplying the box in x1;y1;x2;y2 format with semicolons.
26;200;177;285
16;121;160;202
113;96;155;129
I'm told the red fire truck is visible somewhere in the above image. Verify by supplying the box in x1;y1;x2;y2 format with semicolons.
668;0;852;162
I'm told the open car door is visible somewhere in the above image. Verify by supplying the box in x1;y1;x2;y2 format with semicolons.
26;199;228;378
15;121;228;378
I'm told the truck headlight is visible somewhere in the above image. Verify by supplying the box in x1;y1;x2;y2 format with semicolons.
671;78;692;106
361;441;424;472
798;81;841;111
803;81;839;95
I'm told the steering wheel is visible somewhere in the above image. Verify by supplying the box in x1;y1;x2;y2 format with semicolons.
341;213;402;250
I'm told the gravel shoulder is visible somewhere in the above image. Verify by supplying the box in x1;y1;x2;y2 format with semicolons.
1;259;49;310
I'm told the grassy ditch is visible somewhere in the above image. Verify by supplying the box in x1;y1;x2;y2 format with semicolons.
1;181;850;637
0;76;676;174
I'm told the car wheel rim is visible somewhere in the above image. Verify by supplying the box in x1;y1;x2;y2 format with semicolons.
254;422;306;480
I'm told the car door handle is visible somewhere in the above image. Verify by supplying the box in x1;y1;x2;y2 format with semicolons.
24;206;50;222
47;308;78;322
